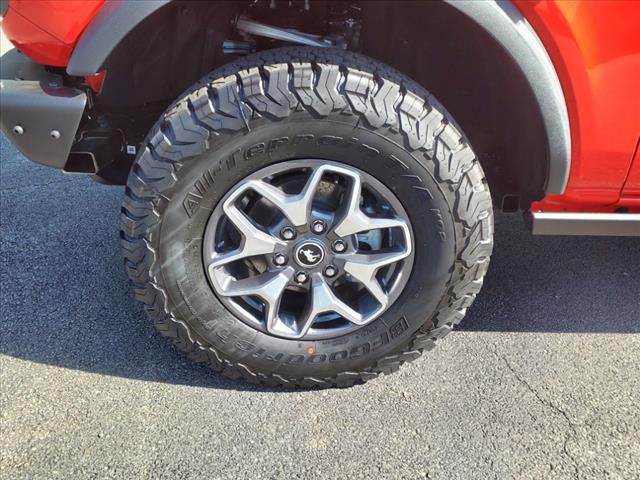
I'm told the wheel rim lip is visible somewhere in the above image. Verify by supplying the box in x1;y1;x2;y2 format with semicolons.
202;159;415;341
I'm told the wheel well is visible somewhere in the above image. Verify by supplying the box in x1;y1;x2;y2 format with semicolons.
359;1;549;208
95;1;238;110
94;0;548;207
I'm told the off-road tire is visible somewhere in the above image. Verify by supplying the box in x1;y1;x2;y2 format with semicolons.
120;47;493;388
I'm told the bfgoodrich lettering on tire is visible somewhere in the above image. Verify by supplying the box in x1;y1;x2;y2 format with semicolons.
120;47;493;388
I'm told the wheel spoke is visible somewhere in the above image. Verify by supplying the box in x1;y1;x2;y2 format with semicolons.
297;273;364;337
247;166;326;227
340;249;410;308
215;267;294;328
208;203;284;268
333;175;409;237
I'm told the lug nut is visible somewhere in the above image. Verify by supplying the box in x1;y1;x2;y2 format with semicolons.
311;220;326;234
273;253;288;266
280;226;296;240
295;271;309;284
323;265;338;278
332;239;347;253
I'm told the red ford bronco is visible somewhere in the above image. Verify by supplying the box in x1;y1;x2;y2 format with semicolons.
1;0;639;387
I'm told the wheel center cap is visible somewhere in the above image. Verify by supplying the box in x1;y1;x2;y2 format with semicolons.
295;241;325;268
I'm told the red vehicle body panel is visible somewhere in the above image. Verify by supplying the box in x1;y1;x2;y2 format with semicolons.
2;0;105;66
514;0;640;212
2;0;639;213
621;140;640;202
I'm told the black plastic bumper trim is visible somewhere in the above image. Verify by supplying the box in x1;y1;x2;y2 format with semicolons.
0;79;87;169
0;47;87;170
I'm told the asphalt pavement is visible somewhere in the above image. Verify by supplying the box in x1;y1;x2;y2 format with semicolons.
1;132;639;479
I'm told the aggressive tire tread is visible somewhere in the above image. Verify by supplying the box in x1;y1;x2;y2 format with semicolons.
120;48;493;388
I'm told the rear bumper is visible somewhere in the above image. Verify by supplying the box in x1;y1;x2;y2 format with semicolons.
0;48;87;169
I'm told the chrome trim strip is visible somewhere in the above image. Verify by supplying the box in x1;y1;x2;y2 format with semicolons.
528;212;640;236
445;0;571;194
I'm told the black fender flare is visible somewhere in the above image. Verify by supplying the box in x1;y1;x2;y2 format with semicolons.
68;0;571;195
444;1;571;195
67;0;170;76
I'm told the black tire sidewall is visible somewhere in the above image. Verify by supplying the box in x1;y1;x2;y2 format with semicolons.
158;110;456;378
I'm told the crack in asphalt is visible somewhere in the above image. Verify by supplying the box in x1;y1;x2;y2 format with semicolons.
484;339;581;480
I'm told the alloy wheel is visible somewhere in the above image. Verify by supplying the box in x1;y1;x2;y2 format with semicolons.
203;160;414;340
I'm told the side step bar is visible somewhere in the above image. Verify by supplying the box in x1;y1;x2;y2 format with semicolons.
527;212;640;236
